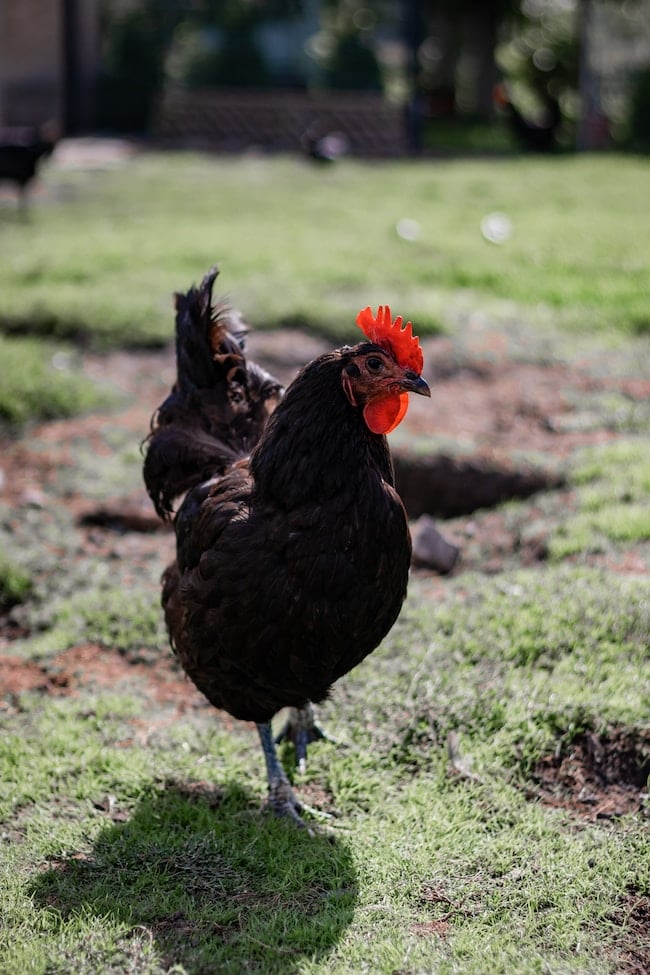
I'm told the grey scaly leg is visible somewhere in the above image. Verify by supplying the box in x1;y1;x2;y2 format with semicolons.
256;721;304;823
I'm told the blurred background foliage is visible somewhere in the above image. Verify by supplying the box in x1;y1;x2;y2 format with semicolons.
94;0;650;151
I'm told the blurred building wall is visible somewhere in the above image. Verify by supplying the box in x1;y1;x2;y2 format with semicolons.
0;0;100;130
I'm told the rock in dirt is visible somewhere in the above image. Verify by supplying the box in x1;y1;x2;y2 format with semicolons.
411;515;460;574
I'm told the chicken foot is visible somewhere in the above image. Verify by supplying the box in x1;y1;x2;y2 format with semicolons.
274;702;338;775
257;721;332;829
257;721;307;825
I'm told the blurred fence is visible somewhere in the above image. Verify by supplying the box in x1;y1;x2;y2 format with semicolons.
151;87;406;156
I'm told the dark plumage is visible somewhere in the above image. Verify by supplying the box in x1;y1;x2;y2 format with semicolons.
493;84;561;153
0;125;56;204
143;267;430;822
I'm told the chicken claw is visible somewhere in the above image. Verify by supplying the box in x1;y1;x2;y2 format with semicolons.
257;721;331;830
267;774;306;824
274;703;339;775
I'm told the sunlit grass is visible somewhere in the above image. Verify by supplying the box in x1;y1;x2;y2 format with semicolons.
0;152;648;351
1;151;647;429
549;438;650;559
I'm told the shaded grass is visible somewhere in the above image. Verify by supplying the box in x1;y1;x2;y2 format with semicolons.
0;553;32;610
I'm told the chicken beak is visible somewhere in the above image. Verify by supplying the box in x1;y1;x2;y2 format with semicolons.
401;372;431;397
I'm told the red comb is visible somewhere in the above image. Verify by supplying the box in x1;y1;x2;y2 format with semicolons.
356;305;423;374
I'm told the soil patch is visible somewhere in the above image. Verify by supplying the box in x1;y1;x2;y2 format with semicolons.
531;728;650;821
0;656;68;699
0;644;205;715
610;893;650;975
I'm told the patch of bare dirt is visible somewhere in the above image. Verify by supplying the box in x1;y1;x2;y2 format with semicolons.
610;893;650;975
405;337;650;457
531;728;650;821
0;643;205;714
0;656;69;698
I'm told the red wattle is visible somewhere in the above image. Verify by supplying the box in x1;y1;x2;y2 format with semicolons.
363;392;409;434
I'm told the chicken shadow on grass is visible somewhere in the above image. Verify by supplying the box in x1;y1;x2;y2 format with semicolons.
30;779;357;974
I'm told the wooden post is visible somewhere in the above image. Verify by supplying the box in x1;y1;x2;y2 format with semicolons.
576;0;601;150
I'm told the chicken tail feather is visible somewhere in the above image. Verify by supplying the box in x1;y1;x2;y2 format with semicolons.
143;266;283;520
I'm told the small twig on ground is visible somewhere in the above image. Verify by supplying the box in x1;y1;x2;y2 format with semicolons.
447;731;484;784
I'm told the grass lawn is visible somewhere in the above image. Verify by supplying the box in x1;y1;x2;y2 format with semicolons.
1;148;649;427
1;150;648;426
0;152;648;350
0;147;649;974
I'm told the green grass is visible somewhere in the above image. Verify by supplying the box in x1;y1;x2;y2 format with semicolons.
423;118;519;154
549;438;650;559
1;427;648;974
0;553;32;609
2;151;648;430
1;152;648;355
0;334;116;427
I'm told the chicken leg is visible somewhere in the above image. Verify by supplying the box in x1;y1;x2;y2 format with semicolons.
274;702;337;775
257;722;305;823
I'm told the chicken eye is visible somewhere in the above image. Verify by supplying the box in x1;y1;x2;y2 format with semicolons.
366;356;384;373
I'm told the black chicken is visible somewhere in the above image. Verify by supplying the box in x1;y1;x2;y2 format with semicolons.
143;267;430;822
0;125;56;205
493;84;561;153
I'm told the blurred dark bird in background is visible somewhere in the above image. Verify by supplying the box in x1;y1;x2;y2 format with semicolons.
143;267;430;825
493;83;561;153
0;123;57;206
301;123;349;163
